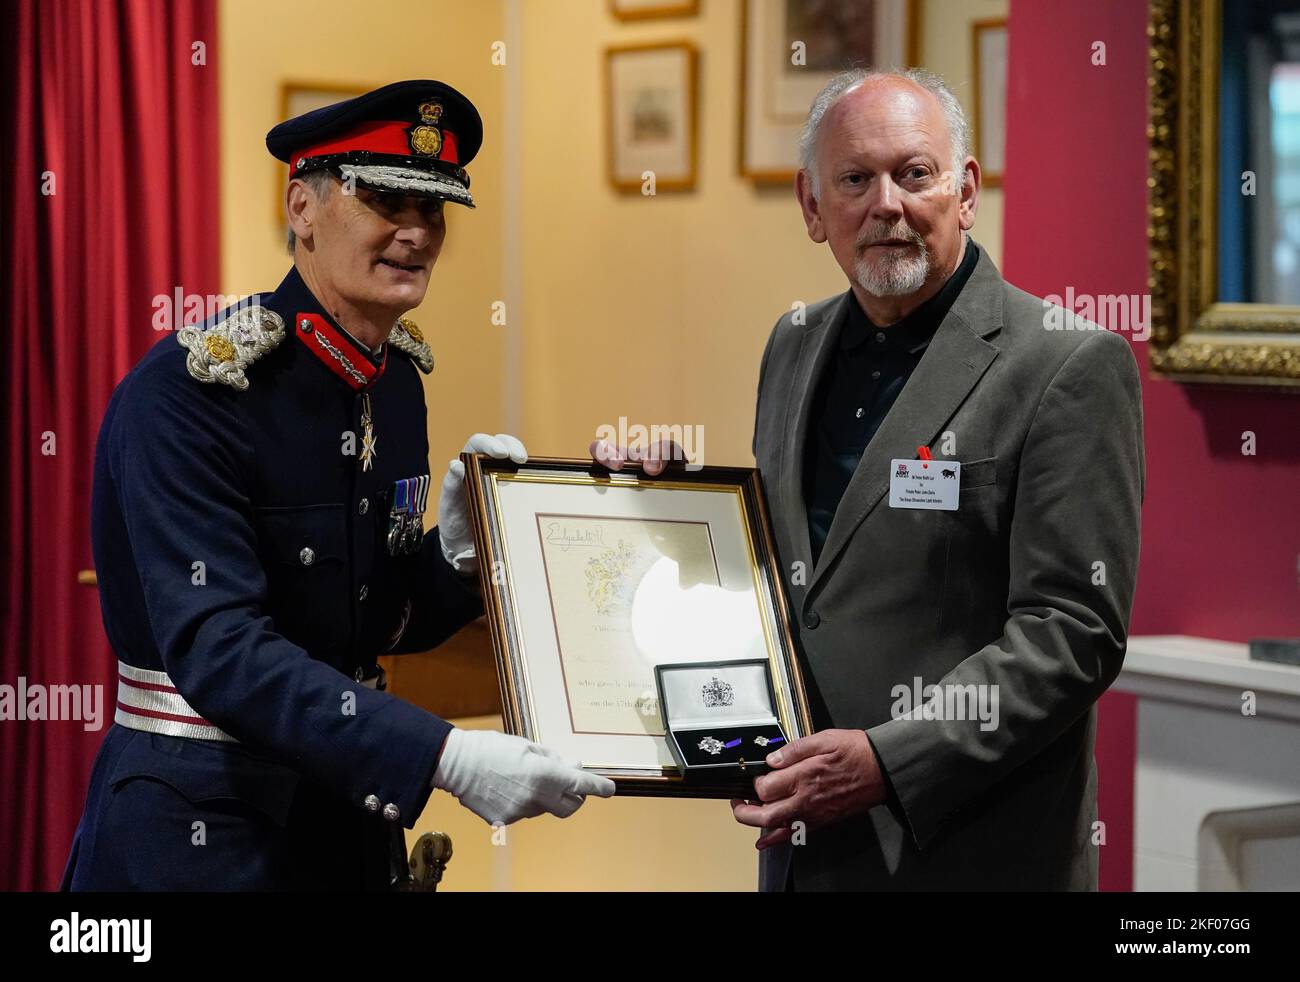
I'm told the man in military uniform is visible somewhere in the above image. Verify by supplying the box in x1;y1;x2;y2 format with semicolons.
63;80;612;891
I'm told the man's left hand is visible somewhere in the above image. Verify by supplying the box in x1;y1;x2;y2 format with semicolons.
730;729;888;849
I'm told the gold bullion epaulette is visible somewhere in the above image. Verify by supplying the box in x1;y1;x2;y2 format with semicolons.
387;317;434;374
177;305;286;391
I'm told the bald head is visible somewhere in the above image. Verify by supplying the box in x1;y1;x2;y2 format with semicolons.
793;68;980;324
800;69;970;200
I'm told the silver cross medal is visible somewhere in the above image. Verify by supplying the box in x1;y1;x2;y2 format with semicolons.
360;393;378;472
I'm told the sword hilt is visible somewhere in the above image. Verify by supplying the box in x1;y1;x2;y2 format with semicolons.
405;831;453;892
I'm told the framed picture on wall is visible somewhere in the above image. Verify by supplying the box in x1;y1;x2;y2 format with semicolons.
739;0;918;184
274;81;369;226
462;455;813;797
605;41;699;193
972;18;1008;188
608;0;699;20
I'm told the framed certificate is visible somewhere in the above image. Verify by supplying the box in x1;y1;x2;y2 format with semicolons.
462;455;813;797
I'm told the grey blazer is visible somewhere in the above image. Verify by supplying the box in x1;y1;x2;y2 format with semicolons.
752;242;1144;891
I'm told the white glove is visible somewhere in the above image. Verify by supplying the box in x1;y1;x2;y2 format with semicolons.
432;728;616;825
439;432;527;573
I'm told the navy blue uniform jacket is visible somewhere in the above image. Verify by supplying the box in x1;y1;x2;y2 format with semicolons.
63;266;482;890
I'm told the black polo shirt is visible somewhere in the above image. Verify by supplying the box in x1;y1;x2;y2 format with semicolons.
804;239;980;565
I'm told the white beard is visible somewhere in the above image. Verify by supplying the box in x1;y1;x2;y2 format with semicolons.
854;243;932;297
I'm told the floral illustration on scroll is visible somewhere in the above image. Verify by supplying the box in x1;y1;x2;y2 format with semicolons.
584;539;644;615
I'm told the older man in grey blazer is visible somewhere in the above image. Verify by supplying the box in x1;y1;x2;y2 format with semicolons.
596;67;1142;890
732;67;1144;891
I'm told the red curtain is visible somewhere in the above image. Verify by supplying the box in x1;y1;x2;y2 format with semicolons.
1;0;219;891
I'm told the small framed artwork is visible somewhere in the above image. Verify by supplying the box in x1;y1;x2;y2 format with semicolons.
462;455;813;797
608;0;700;20
740;0;918;184
605;41;699;193
275;81;369;226
972;18;1008;189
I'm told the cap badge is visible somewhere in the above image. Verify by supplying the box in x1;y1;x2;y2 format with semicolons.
408;101;444;157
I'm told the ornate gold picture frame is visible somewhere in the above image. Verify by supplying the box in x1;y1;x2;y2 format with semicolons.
1147;0;1300;386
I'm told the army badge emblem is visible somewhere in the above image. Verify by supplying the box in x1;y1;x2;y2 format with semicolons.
407;101;444;157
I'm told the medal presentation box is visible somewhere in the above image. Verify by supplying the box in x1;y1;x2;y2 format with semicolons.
655;659;790;787
462;455;812;797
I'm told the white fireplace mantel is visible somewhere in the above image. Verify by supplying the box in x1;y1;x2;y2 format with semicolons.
1112;635;1300;891
1116;635;1300;720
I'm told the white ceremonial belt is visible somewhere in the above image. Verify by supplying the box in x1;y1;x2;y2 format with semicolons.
114;660;382;743
114;661;238;743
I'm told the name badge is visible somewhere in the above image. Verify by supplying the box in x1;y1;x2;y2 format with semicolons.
888;458;960;510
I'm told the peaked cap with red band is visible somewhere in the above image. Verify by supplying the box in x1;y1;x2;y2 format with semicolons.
266;79;482;207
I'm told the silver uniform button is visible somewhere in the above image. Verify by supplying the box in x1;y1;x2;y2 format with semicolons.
875;331;886;343
364;794;380;813
299;546;315;566
358;497;369;515
382;803;400;822
299;317;312;332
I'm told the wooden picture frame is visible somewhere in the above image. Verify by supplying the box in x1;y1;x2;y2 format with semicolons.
274;81;369;228
605;41;699;194
608;0;700;21
971;18;1007;189
739;0;920;185
463;455;812;798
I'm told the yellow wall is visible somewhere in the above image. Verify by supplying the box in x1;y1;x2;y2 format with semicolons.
518;0;841;467
920;0;1008;267
220;0;1007;892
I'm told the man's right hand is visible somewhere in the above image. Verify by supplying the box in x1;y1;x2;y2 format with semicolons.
432;728;615;825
